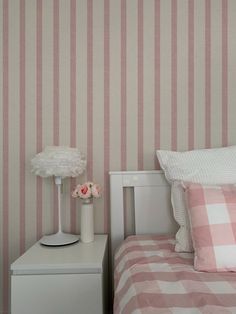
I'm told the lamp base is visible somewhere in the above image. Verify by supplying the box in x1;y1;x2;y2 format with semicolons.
40;232;79;246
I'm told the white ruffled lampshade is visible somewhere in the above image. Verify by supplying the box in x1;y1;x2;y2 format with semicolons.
31;146;86;178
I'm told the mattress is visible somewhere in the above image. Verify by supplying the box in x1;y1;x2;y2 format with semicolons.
114;235;236;314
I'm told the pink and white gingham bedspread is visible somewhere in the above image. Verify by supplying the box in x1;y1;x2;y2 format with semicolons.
114;235;236;314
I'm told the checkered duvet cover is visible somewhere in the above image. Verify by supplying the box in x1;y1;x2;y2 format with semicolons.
114;235;236;314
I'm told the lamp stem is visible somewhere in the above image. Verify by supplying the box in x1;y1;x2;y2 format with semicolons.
39;173;79;246
55;176;62;233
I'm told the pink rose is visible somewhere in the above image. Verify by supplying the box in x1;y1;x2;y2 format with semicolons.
78;184;92;199
91;184;101;198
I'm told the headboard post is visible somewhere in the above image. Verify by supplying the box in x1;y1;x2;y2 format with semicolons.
109;172;125;260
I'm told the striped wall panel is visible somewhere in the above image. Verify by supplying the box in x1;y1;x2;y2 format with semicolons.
1;0;236;312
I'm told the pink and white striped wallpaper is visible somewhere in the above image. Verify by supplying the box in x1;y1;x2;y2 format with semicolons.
1;0;236;312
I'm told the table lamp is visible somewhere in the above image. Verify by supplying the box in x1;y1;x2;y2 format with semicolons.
31;146;86;246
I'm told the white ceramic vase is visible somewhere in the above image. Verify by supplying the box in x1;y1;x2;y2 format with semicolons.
80;199;94;243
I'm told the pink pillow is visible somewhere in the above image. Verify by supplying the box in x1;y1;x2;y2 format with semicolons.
185;183;236;272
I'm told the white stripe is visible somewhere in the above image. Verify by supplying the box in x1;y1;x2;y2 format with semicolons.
177;0;188;150
160;0;171;149
0;0;3;309
42;0;54;235
25;0;37;247
206;281;236;294
109;0;121;171
143;0;155;169
194;0;205;148
92;0;104;232
76;0;87;194
211;0;222;146
9;0;20;262
59;0;71;231
126;0;138;169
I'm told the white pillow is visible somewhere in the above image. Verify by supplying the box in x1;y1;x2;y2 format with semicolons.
156;145;236;252
171;181;193;252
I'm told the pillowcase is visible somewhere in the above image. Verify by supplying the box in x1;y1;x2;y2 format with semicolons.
171;181;193;252
185;183;236;272
156;145;236;252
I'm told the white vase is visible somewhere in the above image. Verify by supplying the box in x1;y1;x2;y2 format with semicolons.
80;200;94;243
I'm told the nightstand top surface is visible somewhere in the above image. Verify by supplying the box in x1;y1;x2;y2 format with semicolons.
11;235;108;275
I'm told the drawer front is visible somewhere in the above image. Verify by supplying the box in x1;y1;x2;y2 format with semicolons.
11;273;103;314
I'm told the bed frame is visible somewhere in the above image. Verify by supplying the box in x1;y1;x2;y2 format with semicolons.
109;170;178;259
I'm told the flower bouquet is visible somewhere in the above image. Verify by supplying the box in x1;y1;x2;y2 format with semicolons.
72;182;101;203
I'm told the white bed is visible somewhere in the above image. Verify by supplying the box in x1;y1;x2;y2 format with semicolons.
109;170;236;314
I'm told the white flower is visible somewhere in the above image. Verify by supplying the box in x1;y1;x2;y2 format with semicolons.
91;184;101;198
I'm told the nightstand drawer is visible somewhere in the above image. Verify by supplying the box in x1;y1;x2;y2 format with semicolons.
11;273;103;314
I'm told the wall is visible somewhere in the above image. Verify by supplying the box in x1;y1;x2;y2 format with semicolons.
1;0;236;313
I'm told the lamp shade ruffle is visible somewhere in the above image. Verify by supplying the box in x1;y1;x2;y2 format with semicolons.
31;146;86;178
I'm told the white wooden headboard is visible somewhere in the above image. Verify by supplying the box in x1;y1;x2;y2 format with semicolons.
109;170;178;258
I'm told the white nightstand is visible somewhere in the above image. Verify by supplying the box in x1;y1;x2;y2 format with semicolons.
11;235;108;314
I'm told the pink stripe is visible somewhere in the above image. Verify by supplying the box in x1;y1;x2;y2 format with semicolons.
70;0;76;233
205;0;211;148
222;0;228;146
70;177;76;233
70;0;76;149
104;0;110;233
19;0;26;254
171;0;177;151
2;0;9;311
70;0;77;233
53;0;59;232
154;0;160;169
188;0;194;150
138;0;143;170
36;0;43;240
53;0;59;145
121;0;127;171
121;0;127;234
87;0;93;180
